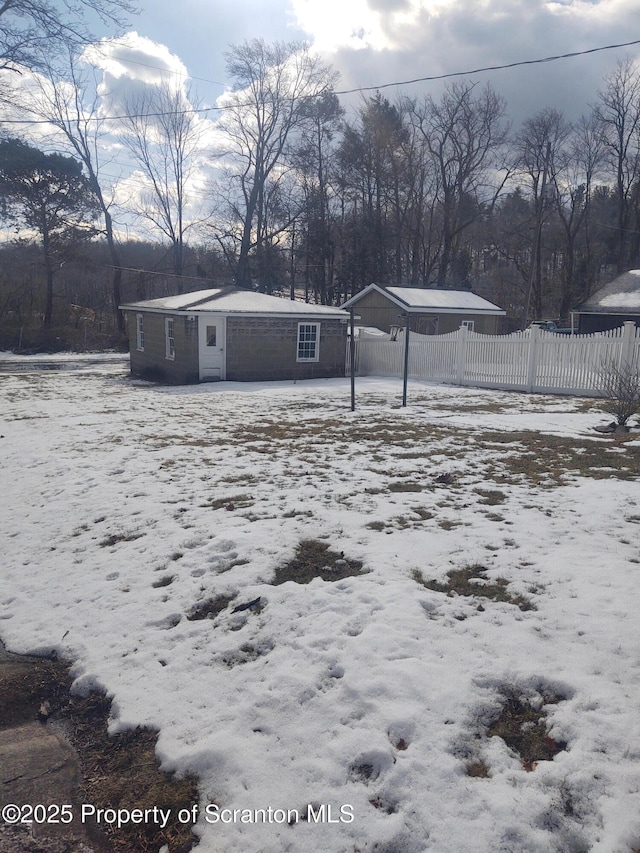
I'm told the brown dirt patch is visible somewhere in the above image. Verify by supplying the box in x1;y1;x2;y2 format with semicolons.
487;687;567;771
0;648;199;853
273;540;363;585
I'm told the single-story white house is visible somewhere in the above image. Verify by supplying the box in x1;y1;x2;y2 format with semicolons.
341;284;506;335
120;288;350;384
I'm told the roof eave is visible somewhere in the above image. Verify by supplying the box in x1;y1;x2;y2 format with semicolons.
120;305;348;319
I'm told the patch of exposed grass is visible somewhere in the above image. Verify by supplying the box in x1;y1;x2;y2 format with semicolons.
199;493;254;511
388;481;423;493
486;686;567;771
99;531;144;547
474;488;507;505
478;430;640;485
186;593;237;621
348;760;379;783
220;639;273;667
273;540;363;585
145;432;222;449
437;519;462;530
430;401;510;414
232;417;453;452
367;507;435;531
413;565;535;611
412;507;435;520
282;509;313;518
466;759;491;778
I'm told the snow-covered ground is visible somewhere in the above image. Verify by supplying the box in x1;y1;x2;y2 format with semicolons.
1;362;640;853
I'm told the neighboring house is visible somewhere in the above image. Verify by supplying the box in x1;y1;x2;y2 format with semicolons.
341;284;506;335
120;288;349;383
572;270;640;333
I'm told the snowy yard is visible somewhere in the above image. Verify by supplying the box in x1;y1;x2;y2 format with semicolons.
1;362;640;853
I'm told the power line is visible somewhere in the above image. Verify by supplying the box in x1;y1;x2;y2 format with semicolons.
85;41;227;89
334;38;640;95
85;35;640;97
2;36;640;126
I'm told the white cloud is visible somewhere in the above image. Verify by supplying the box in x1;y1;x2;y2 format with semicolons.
290;0;473;52
289;0;640;126
289;0;390;51
81;31;192;119
82;31;189;86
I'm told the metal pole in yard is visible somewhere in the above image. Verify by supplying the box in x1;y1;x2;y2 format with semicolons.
349;308;356;411
402;311;410;407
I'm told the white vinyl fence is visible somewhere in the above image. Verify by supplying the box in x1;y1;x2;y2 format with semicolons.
350;321;640;396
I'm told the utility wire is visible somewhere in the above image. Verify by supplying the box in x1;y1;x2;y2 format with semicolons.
83;35;640;96
2;37;640;125
334;38;640;95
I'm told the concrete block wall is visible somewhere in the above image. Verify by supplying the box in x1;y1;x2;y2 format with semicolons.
225;316;346;381
126;311;199;384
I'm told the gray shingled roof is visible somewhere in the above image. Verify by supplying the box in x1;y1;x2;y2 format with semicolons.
575;270;640;313
341;284;505;315
121;288;348;317
386;286;505;313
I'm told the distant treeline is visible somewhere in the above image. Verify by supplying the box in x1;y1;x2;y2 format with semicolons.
2;38;640;350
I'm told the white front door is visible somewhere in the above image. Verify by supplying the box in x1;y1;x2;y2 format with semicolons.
198;315;226;380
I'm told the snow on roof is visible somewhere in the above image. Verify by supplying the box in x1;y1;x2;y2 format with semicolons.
121;288;348;317
576;270;640;313
387;286;505;313
342;284;505;314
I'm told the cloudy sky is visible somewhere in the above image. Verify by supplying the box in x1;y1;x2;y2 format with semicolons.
90;0;640;127
3;0;639;244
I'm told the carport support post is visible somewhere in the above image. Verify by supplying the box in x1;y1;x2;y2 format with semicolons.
350;308;356;411
402;311;410;407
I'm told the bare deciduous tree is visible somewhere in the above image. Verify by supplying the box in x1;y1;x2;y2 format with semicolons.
515;108;570;323
593;58;640;272
552;113;604;317
0;0;136;72
408;81;510;287
119;81;204;284
215;38;337;291
17;51;129;330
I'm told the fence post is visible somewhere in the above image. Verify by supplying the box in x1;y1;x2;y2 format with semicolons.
619;321;636;369
455;325;467;385
526;325;539;392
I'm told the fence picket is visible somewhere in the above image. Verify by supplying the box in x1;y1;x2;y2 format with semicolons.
351;322;638;397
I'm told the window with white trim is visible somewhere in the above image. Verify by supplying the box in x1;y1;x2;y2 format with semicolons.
461;320;475;332
297;323;320;362
165;317;175;359
136;314;144;350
